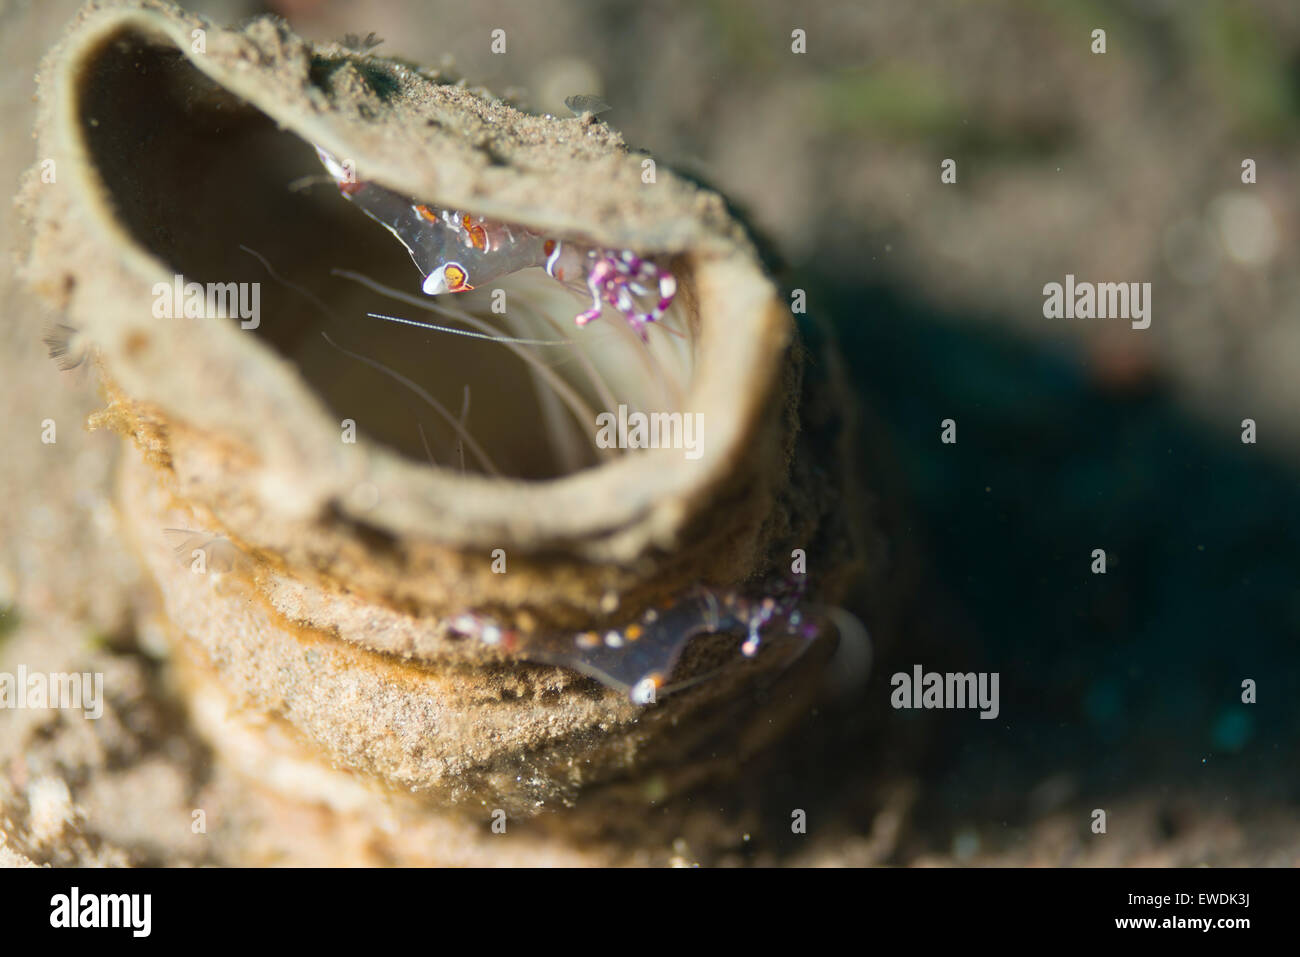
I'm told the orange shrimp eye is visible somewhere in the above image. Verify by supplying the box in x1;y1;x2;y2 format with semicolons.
415;204;439;223
443;263;471;292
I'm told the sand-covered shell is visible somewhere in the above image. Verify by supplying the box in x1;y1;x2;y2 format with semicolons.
19;0;874;819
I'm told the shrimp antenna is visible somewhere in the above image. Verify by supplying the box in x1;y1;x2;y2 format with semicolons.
319;331;502;476
332;268;615;461
364;312;574;347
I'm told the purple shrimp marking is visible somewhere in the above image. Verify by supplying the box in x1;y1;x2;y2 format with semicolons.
448;577;822;705
314;146;676;339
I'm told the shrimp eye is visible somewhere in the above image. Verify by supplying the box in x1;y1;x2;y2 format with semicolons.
543;239;564;280
443;262;472;291
414;204;439;223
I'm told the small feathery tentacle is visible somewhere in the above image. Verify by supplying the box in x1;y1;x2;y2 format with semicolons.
42;322;88;371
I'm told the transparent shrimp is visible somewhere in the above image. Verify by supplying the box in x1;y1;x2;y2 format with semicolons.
314;146;677;339
446;575;840;705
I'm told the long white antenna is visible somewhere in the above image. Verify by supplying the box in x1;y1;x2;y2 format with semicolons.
364;312;573;347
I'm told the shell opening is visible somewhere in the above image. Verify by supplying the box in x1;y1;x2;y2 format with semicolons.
76;30;698;480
